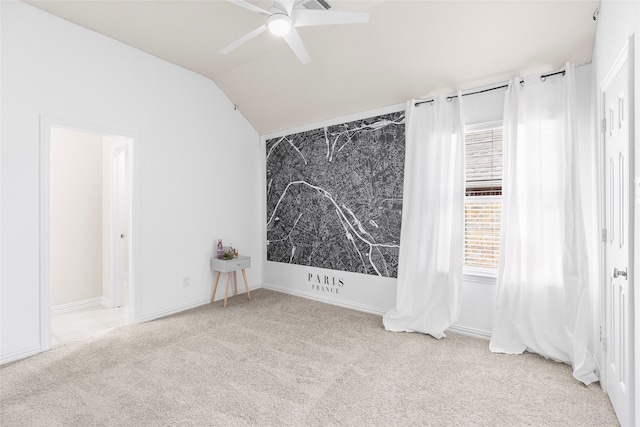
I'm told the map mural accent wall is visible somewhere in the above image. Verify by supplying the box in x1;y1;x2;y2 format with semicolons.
266;110;406;278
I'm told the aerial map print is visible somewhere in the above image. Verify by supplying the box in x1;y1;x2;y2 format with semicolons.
266;110;405;278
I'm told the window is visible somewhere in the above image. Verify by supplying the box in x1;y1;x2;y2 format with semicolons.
464;124;502;275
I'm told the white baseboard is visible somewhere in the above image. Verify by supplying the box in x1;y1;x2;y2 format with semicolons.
51;297;109;315
262;282;388;316
0;344;42;366
139;298;210;323
263;283;492;340
447;324;492;340
139;284;262;323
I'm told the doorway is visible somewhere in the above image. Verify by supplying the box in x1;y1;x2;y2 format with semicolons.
40;119;135;349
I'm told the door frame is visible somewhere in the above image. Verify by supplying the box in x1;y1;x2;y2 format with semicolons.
39;116;139;352
598;35;636;426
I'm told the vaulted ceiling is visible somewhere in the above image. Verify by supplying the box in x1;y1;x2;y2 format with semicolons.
27;0;600;134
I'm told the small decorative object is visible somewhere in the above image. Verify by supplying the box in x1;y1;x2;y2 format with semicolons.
217;239;223;259
222;244;235;260
234;249;239;258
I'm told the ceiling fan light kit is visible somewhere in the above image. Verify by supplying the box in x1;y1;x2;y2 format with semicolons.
221;0;369;64
267;13;292;36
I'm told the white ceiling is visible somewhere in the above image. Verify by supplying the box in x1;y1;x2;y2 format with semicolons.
27;0;600;135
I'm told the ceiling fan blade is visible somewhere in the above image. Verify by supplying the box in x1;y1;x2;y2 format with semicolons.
274;0;295;15
293;10;369;27
282;27;311;64
220;24;268;55
225;0;271;16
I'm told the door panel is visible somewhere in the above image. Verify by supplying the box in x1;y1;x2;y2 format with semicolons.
603;48;634;427
111;148;126;308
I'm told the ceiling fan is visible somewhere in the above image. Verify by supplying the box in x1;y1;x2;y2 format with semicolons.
220;0;369;64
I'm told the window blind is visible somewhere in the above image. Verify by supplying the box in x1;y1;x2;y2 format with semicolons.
465;127;502;271
466;128;502;191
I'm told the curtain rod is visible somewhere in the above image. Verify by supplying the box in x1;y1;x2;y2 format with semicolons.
414;69;567;107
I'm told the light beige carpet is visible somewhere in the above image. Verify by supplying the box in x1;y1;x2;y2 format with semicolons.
1;289;618;426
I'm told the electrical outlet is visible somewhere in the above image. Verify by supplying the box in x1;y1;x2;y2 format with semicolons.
182;276;191;287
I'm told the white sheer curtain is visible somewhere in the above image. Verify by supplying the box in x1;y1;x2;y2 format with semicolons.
383;94;465;339
490;63;597;384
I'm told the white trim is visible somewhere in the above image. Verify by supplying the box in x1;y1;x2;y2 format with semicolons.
262;282;388;316
634;31;640;427
601;40;630;91
463;272;497;286
210;283;260;300
139;298;211;323
139;284;262;323
0;345;42;366
130;132;141;324
464;124;502;275
39;116;140;360
51;297;109;315
447;324;492;340
263;283;493;339
39;116;53;353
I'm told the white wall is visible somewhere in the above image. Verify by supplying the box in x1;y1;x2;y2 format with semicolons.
50;127;104;307
0;1;262;363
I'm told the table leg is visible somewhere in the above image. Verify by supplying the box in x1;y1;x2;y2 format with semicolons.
233;271;238;296
211;271;221;303
223;273;230;308
242;269;251;300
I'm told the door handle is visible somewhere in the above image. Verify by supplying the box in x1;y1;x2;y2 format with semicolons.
613;267;628;279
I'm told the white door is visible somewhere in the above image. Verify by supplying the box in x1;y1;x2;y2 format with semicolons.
603;42;634;427
111;147;126;308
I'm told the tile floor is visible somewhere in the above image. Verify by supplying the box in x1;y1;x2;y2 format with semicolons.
52;281;130;346
51;304;130;346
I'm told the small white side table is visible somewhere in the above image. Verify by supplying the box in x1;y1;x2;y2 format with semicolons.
210;255;251;307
